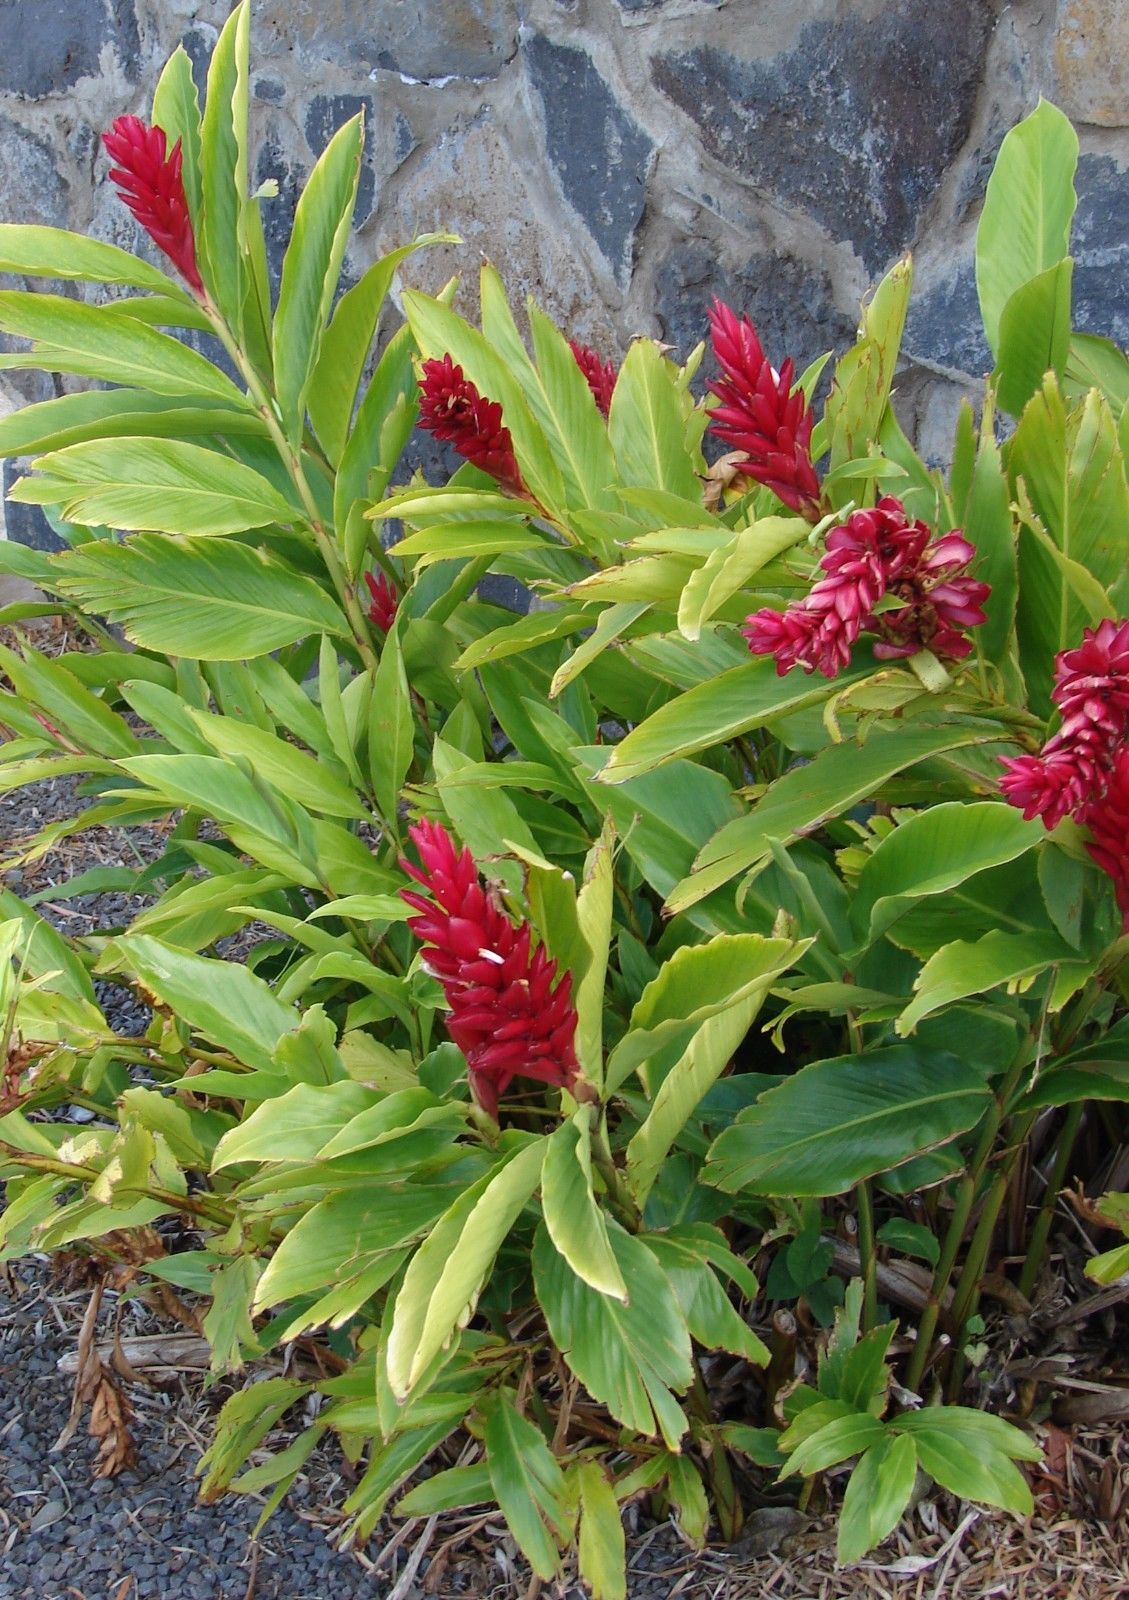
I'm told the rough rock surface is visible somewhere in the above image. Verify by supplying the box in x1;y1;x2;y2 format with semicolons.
0;0;1125;534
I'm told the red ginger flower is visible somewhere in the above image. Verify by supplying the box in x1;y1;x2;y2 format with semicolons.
569;339;617;417
102;115;203;295
744;497;988;679
1001;619;1129;829
400;819;580;1119
364;569;399;634
418;355;525;497
706;298;822;521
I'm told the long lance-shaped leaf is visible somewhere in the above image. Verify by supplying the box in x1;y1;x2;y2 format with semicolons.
198;0;250;329
704;1045;992;1196
151;44;203;222
597;650;880;785
273;114;363;441
0;292;250;406
0;390;266;458
47;534;348;660
309;232;456;466
17;437;298;536
666;723;997;915
541;1115;628;1301
386;1140;545;1397
0;224;177;294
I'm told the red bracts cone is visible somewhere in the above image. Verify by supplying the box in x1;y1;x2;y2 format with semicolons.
400;819;580;1118
743;497;989;680
364;570;399;634
1080;746;1129;931
706;299;822;521
102;115;203;294
569;340;617;418
418;355;525;496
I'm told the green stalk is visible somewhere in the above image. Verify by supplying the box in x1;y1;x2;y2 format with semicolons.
856;1178;878;1332
201;296;379;673
1017;1101;1084;1301
690;1367;743;1542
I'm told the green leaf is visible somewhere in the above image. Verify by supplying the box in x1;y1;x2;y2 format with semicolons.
780;1413;887;1479
49;534;348;659
837;1435;918;1565
976;99;1078;359
211;1081;376;1170
18;438;296;535
198;0;250;329
368;628;414;833
995;259;1073;417
642;1231;769;1365
253;1186;450;1309
853;802;1045;949
532;1221;692;1449
574;821;615;1084
599;652;880;785
608;337;701;503
273;115;363;439
576;1461;626;1600
186;708;366;819
0;224;176;294
0;389;266;458
396;1464;494;1516
0;292;250;405
387;1141;545;1396
151;45;203;220
0;643;140;760
897;929;1080;1034
705;1045;991;1196
203;1256;260;1373
892;1410;1037;1513
483;1394;572;1581
668;723;994;915
964;411;1018;666
309;233;454;464
541;1116;629;1302
110;935;298;1075
678;516;807;642
608;933;802;1092
527;296;620;514
625;941;802;1206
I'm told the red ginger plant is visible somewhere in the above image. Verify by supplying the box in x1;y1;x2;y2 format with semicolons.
102;116;203;295
418;354;525;497
706;298;822;521
400;819;582;1119
744;496;990;679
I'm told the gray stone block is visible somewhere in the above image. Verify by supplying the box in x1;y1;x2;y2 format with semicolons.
258;0;518;82
1073;153;1129;347
652;1;994;271
525;36;653;286
0;0;139;97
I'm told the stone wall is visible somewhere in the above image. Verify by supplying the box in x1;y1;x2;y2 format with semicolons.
1;0;1127;544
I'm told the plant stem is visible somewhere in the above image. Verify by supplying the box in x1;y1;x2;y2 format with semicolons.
689;1366;744;1542
1017;1101;1084;1301
201;297;378;672
856;1178;878;1332
588;1108;639;1231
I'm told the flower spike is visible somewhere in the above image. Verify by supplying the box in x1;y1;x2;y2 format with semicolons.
364;569;399;634
706;299;821;521
102;115;203;295
569;340;617;417
418;355;525;497
400;819;580;1119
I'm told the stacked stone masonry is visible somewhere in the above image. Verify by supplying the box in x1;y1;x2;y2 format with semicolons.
0;0;1126;547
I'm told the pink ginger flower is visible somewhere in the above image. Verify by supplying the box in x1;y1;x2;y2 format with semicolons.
706;299;822;521
569;339;617;417
400;819;580;1119
1080;746;1129;931
744;497;987;680
102;115;203;294
364;569;399;634
1001;619;1129;833
418;354;525;496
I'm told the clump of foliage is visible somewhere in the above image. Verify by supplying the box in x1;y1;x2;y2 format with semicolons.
1;8;1126;1584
